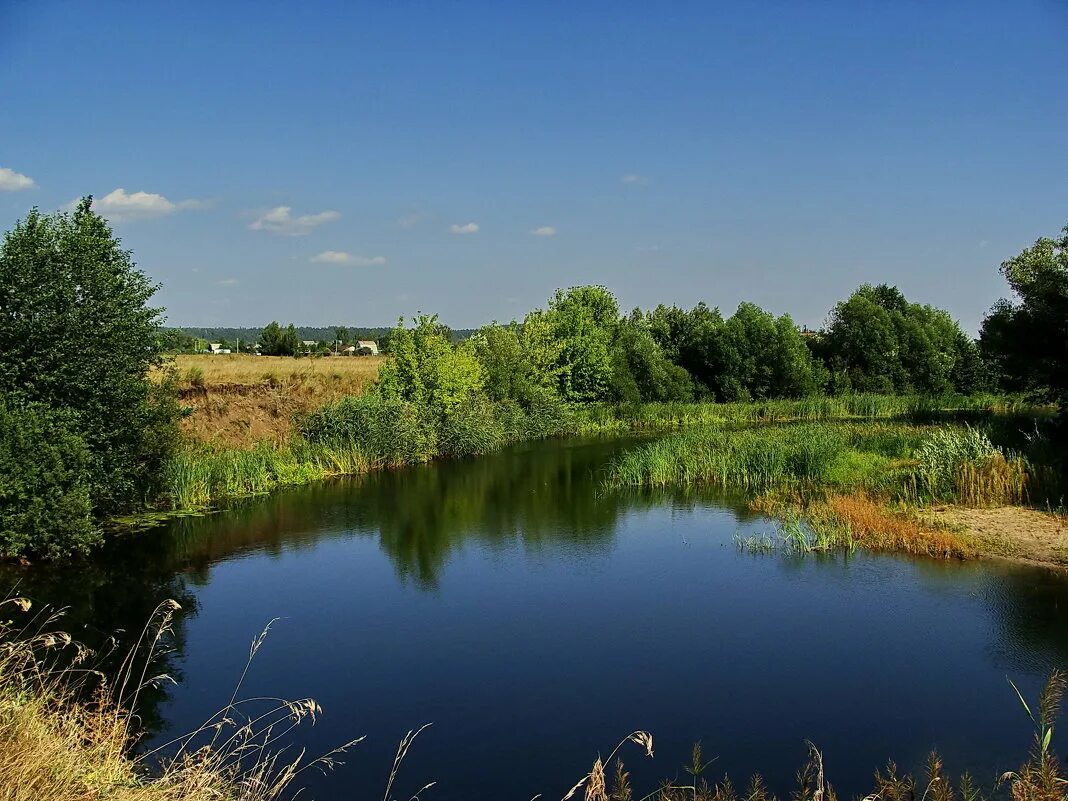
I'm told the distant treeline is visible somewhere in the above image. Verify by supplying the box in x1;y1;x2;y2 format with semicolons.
163;326;476;352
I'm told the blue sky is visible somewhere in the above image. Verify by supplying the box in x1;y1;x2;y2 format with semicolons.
1;1;1065;332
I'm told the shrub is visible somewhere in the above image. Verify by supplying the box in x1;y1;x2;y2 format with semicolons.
298;393;431;466
0;400;99;558
439;397;506;458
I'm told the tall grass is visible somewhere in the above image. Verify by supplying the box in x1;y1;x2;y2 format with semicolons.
0;595;369;801
609;420;1035;509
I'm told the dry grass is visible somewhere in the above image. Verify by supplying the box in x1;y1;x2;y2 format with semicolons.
820;494;973;559
0;596;369;801
160;355;383;448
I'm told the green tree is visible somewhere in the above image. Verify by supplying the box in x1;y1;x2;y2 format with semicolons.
980;223;1068;405
0;199;180;518
819;284;977;395
259;321;300;356
546;285;620;402
377;315;484;417
610;312;693;403
0;401;98;559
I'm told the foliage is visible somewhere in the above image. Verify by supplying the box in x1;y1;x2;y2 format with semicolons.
298;393;431;467
546;285;621;402
258;321;300;356
817;284;983;395
0;401;99;558
646;302;823;401
981;222;1068;406
377;315;484;417
609;313;693;403
0;199;180;522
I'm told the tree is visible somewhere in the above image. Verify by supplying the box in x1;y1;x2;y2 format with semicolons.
610;312;693;403
980;223;1068;405
545;285;620;402
819;284;978;395
0;199;180;519
259;321;300;356
334;326;349;354
377;315;484;417
0;400;98;558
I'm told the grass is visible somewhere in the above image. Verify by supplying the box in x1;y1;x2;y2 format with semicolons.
606;415;1053;561
159;355;383;448
163;354;383;390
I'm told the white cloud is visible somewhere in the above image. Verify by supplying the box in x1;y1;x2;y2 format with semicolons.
449;222;480;234
0;167;35;191
397;213;421;228
620;173;643;184
214;278;239;286
530;226;557;237
311;250;387;266
249;206;341;236
92;188;204;221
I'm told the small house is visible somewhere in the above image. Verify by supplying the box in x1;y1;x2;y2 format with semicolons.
207;343;230;354
356;340;379;356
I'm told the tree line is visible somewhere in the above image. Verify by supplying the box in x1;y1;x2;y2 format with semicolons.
0;199;1065;560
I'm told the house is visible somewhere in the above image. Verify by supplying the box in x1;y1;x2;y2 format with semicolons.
341;345;357;355
207;343;231;354
356;340;379;356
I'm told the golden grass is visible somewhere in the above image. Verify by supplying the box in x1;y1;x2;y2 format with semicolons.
820;493;973;559
165;354;382;389
160;355;383;448
0;596;366;801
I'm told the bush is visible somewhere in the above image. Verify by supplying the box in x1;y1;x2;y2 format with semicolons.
439;397;506;458
0;400;100;558
298;393;431;466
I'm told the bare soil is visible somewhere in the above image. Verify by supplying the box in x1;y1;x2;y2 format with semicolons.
935;505;1068;569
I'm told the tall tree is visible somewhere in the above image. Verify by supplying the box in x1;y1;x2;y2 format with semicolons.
980;223;1068;405
0;198;179;519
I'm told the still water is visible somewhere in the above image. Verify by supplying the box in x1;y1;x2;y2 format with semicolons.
7;436;1068;800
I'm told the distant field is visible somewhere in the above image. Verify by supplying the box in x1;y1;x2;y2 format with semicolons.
164;354;384;448
169;353;383;389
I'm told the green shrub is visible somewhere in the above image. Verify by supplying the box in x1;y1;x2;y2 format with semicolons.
439;397;506;458
0;400;100;558
298;393;431;466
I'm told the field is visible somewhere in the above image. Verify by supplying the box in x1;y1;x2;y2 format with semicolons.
163;354;383;447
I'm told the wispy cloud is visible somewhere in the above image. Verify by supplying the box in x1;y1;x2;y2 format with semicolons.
530;226;557;237
0;166;35;192
397;213;422;228
249;206;340;236
88;188;205;221
449;222;479;234
214;278;239;286
311;250;387;266
620;173;644;184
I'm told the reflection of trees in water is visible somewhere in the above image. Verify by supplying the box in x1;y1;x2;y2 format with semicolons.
146;437;759;590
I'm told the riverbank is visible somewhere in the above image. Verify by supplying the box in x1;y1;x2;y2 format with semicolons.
608;415;1067;568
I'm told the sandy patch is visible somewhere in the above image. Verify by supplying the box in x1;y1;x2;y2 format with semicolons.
934;505;1068;568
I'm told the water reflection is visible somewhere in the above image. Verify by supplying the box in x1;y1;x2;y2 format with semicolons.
1;435;1067;795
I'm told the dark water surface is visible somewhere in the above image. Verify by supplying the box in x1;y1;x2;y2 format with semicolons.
6;436;1068;800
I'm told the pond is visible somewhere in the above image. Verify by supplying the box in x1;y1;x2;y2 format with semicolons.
6;436;1068;800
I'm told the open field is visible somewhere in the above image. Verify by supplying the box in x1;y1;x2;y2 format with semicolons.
162;355;383;447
